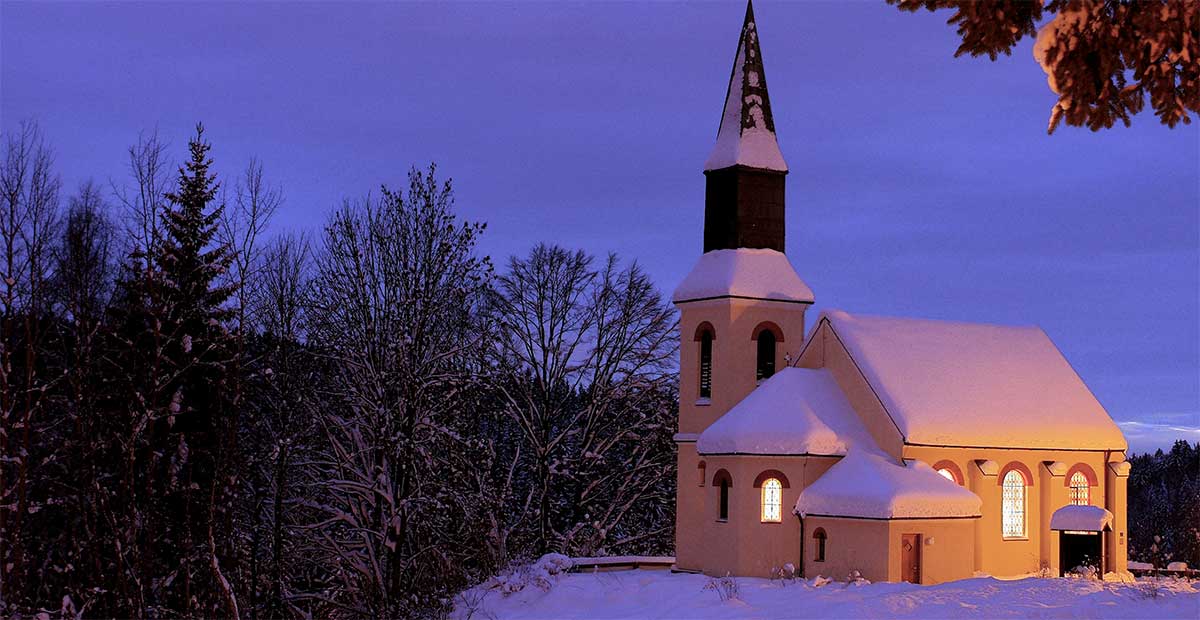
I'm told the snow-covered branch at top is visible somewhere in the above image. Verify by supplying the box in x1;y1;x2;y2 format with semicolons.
891;0;1199;133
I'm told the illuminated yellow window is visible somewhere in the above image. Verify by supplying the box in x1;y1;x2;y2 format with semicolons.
761;478;782;522
1002;470;1026;538
1069;471;1090;505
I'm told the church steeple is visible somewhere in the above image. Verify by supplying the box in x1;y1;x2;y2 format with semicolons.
703;0;788;253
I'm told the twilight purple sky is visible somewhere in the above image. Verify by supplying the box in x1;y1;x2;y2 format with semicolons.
2;1;1197;452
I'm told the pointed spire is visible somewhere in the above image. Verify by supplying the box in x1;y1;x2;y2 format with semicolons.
704;0;787;173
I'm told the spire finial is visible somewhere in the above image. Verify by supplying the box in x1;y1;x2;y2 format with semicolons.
704;0;786;172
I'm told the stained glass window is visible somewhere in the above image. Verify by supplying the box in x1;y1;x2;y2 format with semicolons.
1069;471;1090;505
761;478;782;522
1002;470;1026;538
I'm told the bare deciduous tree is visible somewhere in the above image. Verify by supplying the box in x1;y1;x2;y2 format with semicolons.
306;165;495;618
489;244;678;559
0;120;61;609
112;129;170;258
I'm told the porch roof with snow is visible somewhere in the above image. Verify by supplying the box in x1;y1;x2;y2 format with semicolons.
793;451;982;519
808;310;1128;451
672;248;814;304
1050;505;1114;532
696;368;870;456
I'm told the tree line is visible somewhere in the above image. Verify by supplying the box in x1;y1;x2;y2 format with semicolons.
0;121;678;619
1127;440;1200;570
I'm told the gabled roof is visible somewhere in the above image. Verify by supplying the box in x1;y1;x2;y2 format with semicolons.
703;1;787;172
697;368;868;456
794;451;982;519
812;310;1128;451
672;248;813;304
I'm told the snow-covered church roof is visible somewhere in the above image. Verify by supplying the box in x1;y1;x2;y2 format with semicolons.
794;451;982;519
815;310;1127;451
697;368;869;456
703;1;787;173
672;248;813;304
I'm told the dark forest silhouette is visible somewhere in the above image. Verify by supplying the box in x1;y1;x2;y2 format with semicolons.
0;121;676;619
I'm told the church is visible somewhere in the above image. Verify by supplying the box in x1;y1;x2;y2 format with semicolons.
672;2;1130;584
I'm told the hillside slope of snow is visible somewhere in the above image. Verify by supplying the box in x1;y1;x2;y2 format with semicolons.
454;569;1199;619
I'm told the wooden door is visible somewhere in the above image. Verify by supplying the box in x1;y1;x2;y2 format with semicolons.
901;534;922;584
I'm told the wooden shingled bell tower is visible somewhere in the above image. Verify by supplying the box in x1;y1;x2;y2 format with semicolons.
702;0;788;253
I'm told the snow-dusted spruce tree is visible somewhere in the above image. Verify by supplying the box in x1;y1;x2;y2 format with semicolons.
0;120;61;614
101;124;240;617
306;165;496;618
889;0;1199;133
488;245;678;561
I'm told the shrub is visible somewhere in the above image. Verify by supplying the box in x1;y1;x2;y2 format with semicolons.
703;573;740;601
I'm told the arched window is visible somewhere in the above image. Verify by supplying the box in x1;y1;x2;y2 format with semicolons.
695;323;715;399
712;469;732;521
697;460;707;487
752;322;783;382
813;528;827;562
932;460;964;485
760;478;782;522
1069;471;1090;505
1002;470;1027;539
1065;463;1097;506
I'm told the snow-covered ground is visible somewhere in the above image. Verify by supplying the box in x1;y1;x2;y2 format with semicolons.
453;568;1200;619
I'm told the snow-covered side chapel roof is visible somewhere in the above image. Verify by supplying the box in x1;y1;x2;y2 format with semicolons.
672;248;813;304
703;0;787;173
794;451;983;519
697;368;870;456
814;310;1128;451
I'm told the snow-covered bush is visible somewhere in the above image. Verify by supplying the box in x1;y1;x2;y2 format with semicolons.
495;554;575;596
1137;574;1167;599
495;569;529;595
1067;564;1100;580
769;563;797;586
703;573;740;601
536;553;574;576
844;570;873;585
1103;571;1136;583
811;575;833;588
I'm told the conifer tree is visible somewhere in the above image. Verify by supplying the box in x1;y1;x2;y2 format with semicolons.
102;124;238;617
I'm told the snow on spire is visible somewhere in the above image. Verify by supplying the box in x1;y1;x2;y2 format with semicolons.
704;0;787;173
